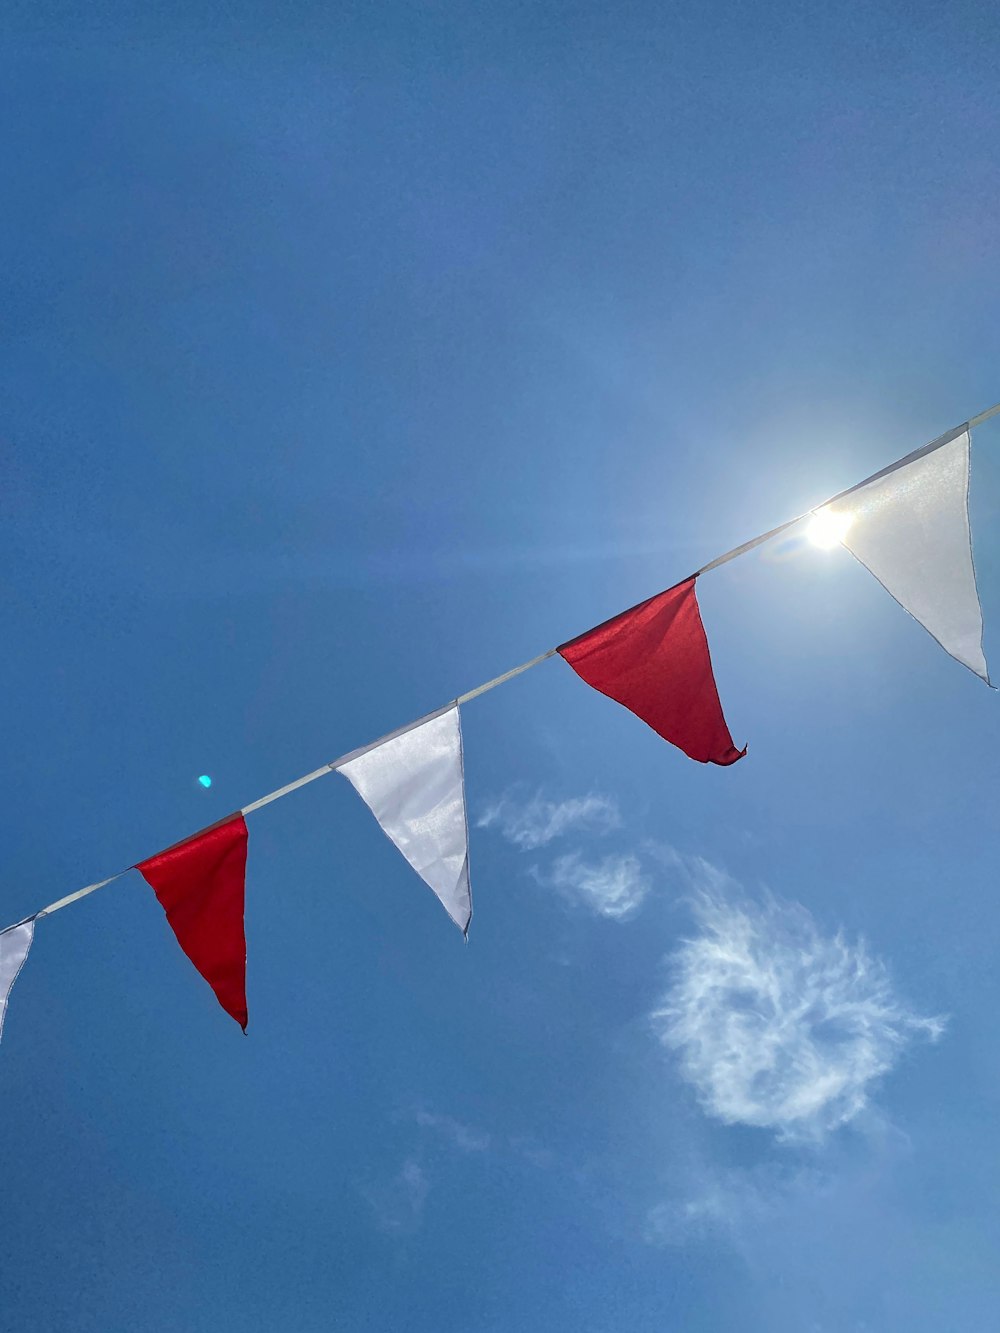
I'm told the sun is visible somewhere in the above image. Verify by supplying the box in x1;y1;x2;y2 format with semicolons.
806;506;854;549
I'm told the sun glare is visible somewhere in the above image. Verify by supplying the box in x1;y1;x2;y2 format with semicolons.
806;507;853;549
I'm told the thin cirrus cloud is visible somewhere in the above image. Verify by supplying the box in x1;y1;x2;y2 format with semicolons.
367;1110;553;1235
478;790;646;920
545;851;651;920
644;1159;842;1251
644;1167;773;1248
477;791;620;850
414;1110;491;1153
365;1115;482;1235
652;889;945;1141
363;1157;429;1234
414;1109;553;1167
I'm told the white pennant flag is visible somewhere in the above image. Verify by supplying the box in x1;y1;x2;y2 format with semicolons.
339;706;472;934
820;429;989;682
0;920;34;1045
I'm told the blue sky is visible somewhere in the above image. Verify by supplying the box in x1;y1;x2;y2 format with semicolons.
3;4;1000;1330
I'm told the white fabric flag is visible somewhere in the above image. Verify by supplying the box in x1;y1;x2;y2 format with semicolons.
831;429;988;682
339;706;472;934
0;920;34;1045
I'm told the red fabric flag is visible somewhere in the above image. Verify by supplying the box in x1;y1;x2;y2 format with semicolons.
138;814;249;1031
558;577;745;766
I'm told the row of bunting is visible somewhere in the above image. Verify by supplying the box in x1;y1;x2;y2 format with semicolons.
0;422;992;1044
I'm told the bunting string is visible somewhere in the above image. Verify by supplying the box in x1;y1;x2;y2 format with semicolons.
13;394;1000;970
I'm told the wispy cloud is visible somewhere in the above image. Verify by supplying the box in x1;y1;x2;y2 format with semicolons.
478;789;655;921
414;1110;491;1153
366;1109;553;1235
477;791;620;850
645;1172;766;1247
363;1157;429;1234
507;1135;555;1169
644;1160;833;1249
544;851;651;920
652;890;944;1141
643;840;737;896
414;1110;553;1167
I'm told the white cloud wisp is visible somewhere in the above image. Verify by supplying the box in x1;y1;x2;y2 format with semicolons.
414;1110;491;1153
477;792;620;850
546;851;651;920
364;1157;429;1233
652;892;944;1140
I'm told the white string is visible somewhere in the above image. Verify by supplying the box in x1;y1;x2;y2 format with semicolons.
456;649;558;705
240;765;336;817
691;419;985;579
36;874;128;920
970;401;1000;431
21;401;1000;924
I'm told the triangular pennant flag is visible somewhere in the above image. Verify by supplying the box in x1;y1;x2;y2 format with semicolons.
558;576;745;765
828;429;988;682
0;920;34;1045
138;814;249;1030
339;706;472;934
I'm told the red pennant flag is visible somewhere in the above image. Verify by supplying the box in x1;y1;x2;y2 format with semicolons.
558;577;745;766
138;814;249;1031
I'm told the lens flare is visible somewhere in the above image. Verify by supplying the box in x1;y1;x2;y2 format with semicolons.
198;775;213;789
806;507;854;549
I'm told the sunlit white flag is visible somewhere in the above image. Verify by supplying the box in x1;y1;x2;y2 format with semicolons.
0;920;34;1045
827;428;989;682
339;705;472;934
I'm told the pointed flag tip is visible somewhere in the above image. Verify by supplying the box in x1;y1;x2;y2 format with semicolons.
711;743;747;766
